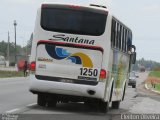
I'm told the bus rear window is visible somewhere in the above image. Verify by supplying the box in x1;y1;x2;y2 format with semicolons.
41;6;107;36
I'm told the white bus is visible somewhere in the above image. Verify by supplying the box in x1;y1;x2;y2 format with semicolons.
29;3;136;112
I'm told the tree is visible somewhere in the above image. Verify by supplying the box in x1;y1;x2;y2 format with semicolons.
133;58;160;71
23;33;33;55
0;41;23;58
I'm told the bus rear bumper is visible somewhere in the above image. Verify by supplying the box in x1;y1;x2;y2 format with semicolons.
29;75;106;100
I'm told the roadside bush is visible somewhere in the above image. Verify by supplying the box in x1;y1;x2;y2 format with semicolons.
0;70;23;78
153;67;160;71
145;77;160;88
149;71;160;78
146;77;160;84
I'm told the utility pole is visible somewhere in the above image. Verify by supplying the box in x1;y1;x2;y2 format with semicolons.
14;20;17;65
7;31;10;61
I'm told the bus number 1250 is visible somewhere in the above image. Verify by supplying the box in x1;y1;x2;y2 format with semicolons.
80;68;98;77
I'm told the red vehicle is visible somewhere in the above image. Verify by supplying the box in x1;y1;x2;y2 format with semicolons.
17;60;26;71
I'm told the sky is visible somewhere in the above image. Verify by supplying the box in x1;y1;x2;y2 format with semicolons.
0;0;160;62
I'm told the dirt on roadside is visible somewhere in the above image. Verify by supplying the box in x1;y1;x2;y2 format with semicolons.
136;82;160;102
145;77;160;84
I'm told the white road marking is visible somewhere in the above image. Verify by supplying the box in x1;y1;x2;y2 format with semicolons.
145;84;160;94
6;108;20;113
5;103;37;114
27;103;37;107
151;89;160;94
145;84;149;90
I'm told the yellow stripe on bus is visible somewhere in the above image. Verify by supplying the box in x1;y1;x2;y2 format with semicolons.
70;52;93;68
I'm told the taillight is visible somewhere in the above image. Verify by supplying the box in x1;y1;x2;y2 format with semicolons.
100;69;107;79
29;61;36;71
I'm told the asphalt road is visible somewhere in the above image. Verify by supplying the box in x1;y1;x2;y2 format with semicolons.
0;72;160;120
0;77;36;113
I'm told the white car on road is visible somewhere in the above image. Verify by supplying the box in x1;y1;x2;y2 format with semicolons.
128;72;139;88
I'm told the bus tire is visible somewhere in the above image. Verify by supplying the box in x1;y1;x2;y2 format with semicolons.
37;94;46;107
84;100;91;107
111;101;120;109
47;100;57;107
132;85;136;88
99;101;109;113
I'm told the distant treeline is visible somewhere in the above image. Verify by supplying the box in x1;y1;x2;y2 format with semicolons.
133;58;160;71
0;41;22;57
0;33;32;58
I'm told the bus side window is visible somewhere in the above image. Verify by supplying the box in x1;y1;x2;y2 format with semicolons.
114;21;117;48
111;19;116;48
125;30;128;52
127;32;132;52
122;27;125;52
114;22;117;49
116;22;120;49
119;25;122;51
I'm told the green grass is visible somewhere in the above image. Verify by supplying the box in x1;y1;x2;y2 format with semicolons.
149;71;160;78
0;70;23;78
155;84;160;91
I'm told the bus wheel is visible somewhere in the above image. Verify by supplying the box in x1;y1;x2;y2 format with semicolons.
47;96;57;107
111;101;120;109
132;85;136;88
99;101;109;113
47;100;57;107
37;94;46;107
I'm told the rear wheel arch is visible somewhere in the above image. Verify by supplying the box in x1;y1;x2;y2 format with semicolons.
122;82;127;101
109;80;114;102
